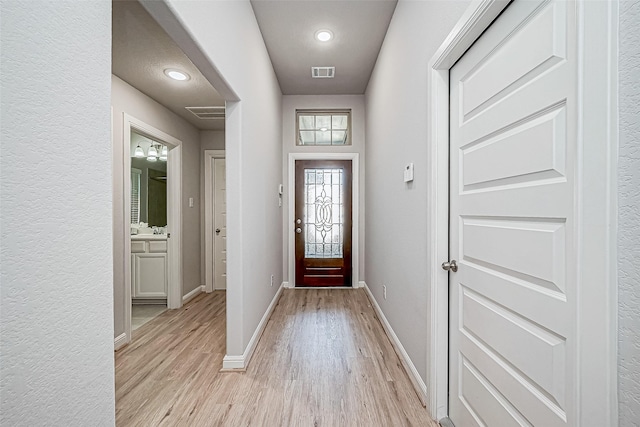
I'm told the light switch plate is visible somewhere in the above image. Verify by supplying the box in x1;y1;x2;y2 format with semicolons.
188;197;194;208
404;163;414;182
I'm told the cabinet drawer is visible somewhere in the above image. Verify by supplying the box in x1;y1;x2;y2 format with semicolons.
131;241;146;253
149;241;167;253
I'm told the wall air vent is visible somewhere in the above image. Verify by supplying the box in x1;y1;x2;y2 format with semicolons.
311;66;335;79
185;106;225;120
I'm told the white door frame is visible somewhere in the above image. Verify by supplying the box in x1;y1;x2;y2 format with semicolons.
123;114;183;344
287;152;360;288
204;149;226;292
426;0;619;423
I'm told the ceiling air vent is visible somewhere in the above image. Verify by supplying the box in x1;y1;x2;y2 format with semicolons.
311;66;335;79
185;106;225;120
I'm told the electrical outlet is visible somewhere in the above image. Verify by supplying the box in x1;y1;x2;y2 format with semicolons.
270;275;274;287
383;285;387;300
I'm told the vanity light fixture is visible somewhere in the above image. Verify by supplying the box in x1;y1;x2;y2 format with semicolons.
163;68;190;81
134;144;145;158
159;145;168;162
147;144;159;162
134;142;166;162
315;29;333;42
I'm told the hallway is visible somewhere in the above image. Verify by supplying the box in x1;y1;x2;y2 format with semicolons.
115;289;437;426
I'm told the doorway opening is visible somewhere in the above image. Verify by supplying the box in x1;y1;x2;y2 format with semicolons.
287;153;360;288
123;115;183;345
130;130;169;329
112;0;230;352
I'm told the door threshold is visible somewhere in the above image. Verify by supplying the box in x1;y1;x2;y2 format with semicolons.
292;286;354;290
439;417;455;427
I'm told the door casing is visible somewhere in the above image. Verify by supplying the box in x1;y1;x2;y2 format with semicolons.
426;0;619;423
122;114;183;347
287;152;360;288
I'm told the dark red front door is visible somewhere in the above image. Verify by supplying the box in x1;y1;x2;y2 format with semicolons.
294;160;352;287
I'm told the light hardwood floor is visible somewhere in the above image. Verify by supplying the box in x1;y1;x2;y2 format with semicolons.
115;289;439;426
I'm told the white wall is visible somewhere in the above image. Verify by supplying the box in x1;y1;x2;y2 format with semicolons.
281;95;366;285
0;2;115;425
162;0;283;359
364;0;470;384
618;1;640;424
112;75;202;338
200;130;225;285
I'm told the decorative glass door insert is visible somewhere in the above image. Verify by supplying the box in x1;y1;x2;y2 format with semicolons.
304;168;344;258
295;160;352;287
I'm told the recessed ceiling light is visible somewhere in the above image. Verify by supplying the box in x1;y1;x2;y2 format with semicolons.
315;30;333;42
164;68;190;81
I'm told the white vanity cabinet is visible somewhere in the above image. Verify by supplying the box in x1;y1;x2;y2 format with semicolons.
131;236;167;299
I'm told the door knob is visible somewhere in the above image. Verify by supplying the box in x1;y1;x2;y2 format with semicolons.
215;228;221;235
296;219;301;224
441;260;458;272
296;228;302;234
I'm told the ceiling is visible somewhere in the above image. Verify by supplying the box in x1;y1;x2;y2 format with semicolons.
112;1;225;131
251;0;398;95
112;0;398;125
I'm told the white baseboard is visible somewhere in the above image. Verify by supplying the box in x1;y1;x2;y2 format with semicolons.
183;285;205;303
222;282;284;370
362;282;428;407
283;281;292;289
221;355;245;371
114;332;128;351
358;280;366;289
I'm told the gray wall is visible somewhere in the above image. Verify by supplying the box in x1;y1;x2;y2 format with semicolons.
0;1;115;425
618;0;640;424
364;0;470;384
281;95;366;285
201;130;226;151
112;75;203;339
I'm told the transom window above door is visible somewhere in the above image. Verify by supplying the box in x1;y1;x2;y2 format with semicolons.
296;110;351;146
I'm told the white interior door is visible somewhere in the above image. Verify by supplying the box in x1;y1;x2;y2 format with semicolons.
448;0;578;425
213;158;227;290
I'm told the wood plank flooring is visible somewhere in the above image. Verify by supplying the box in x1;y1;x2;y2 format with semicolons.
115;289;439;426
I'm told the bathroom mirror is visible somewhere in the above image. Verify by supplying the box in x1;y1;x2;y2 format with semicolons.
130;131;168;228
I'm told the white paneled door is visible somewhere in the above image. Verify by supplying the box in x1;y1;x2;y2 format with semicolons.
214;158;227;290
448;0;577;426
